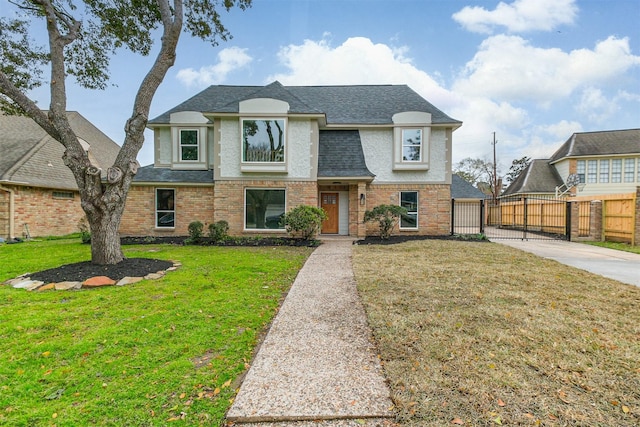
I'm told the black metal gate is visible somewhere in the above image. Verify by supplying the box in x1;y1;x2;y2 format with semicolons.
485;195;570;240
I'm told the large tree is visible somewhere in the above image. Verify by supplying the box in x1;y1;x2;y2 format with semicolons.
454;157;503;199
0;0;251;264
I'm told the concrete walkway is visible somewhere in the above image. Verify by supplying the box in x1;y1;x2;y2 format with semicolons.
492;238;640;287
226;238;394;426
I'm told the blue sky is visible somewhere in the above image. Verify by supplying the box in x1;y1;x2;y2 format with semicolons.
4;0;640;175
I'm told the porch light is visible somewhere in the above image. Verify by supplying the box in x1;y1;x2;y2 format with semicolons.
360;193;366;205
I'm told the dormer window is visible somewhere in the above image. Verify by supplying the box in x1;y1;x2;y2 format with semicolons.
401;129;422;162
180;129;199;161
242;119;286;163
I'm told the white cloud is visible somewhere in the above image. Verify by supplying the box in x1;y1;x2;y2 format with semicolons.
576;87;619;124
452;0;578;34
176;47;252;88
268;36;454;109
453;35;640;105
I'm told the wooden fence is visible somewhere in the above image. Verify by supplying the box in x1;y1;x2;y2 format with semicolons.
572;193;637;245
487;197;568;236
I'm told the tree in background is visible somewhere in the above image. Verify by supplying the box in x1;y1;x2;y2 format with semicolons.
504;156;532;186
454;157;503;199
0;0;252;264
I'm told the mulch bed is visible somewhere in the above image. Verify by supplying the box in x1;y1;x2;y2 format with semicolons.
30;258;175;283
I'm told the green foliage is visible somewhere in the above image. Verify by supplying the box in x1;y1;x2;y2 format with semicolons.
186;220;204;244
77;217;91;244
208;220;229;243
363;204;408;240
0;239;312;425
282;205;328;240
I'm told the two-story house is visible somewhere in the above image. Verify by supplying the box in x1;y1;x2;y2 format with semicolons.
119;82;462;238
503;129;640;198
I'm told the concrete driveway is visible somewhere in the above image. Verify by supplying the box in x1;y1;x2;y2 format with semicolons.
492;238;640;287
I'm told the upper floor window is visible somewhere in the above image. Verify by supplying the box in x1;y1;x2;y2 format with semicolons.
611;159;622;183
242;119;285;163
587;160;597;183
576;160;586;183
180;129;199;161
625;158;636;183
401;129;422;162
599;160;609;183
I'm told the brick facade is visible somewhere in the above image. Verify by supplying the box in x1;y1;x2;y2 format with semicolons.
364;183;451;236
120;185;215;236
0;185;83;239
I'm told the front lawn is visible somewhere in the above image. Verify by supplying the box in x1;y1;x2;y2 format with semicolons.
0;238;313;426
584;240;640;255
354;240;640;426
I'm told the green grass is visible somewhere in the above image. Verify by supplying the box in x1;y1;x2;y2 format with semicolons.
584;240;640;255
0;238;313;426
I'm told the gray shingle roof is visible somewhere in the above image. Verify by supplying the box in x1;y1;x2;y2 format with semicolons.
133;165;214;183
150;82;461;126
0;112;120;190
549;128;640;162
318;130;375;178
451;174;486;199
502;159;564;196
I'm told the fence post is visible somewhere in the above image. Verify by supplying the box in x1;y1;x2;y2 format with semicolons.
634;187;640;246
480;199;485;235
566;201;580;241
523;197;528;240
451;199;455;235
590;200;603;241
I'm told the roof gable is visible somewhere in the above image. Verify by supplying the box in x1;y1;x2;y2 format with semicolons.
502;159;564;196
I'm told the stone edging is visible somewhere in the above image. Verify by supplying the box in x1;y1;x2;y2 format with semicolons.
3;261;181;291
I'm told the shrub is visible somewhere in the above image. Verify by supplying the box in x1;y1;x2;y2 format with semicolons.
208;220;230;243
186;221;204;244
363;204;408;240
282;205;328;240
77;217;91;244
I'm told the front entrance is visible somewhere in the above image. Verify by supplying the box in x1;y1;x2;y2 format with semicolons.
321;192;339;234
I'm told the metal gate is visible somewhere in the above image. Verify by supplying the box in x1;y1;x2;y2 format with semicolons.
484;196;570;240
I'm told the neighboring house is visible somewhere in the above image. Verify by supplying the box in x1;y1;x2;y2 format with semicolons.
503;129;640;198
451;174;486;234
120;81;462;237
0;112;120;239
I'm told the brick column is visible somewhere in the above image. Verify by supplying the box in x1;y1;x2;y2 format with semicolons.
568;201;579;241
357;182;368;238
590;200;603;242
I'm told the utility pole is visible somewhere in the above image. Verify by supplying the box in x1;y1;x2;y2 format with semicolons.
491;132;498;202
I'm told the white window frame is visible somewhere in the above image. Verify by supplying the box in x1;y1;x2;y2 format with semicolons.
393;126;430;171
576;160;586;183
244;188;286;231
241;118;286;164
156;188;175;228
624;158;635;183
401;128;423;162
399;191;419;230
587;160;597;183
611;159;622;183
179;129;199;162
599;159;609;183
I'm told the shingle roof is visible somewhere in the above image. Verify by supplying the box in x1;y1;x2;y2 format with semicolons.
317;130;375;179
150;81;461;126
502;159;564;196
133;165;214;183
0;112;120;190
451;174;486;199
549;128;640;163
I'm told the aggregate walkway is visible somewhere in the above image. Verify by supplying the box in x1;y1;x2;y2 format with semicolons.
226;238;394;426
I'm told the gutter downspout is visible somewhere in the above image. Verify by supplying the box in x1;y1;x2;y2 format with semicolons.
0;184;15;240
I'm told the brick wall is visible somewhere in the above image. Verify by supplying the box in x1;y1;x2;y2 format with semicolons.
0;185;83;239
120;185;215;236
365;183;451;236
213;180;318;235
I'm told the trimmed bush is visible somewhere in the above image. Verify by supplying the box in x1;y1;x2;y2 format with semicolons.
208;220;230;243
363;204;408;240
186;221;204;244
282;205;328;240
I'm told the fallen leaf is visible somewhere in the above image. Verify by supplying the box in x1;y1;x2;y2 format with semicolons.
42;351;50;357
52;413;58;419
497;398;506;407
179;393;186;399
222;379;232;388
622;406;630;414
213;387;220;396
451;418;464;425
493;416;502;425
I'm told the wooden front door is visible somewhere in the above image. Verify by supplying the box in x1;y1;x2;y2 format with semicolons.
321;193;339;234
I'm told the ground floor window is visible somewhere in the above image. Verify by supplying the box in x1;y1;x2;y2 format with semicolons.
245;188;285;230
400;191;418;229
156;188;175;228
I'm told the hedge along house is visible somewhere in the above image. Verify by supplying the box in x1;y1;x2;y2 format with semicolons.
119;82;462;238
